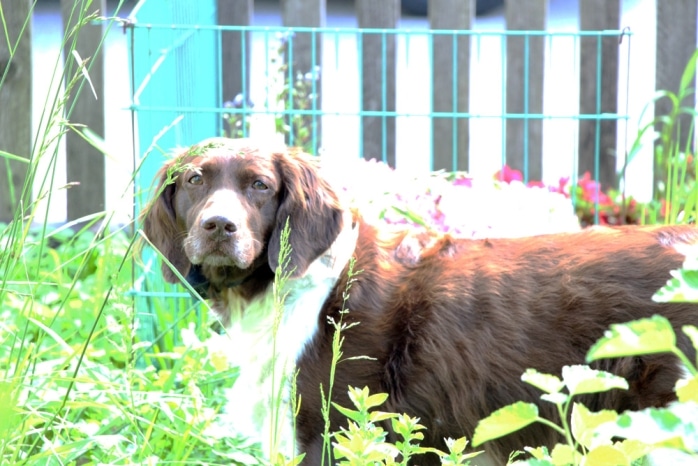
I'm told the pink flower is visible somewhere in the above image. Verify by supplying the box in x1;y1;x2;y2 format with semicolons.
551;177;570;196
494;166;523;183
452;175;473;187
578;172;611;205
526;180;546;189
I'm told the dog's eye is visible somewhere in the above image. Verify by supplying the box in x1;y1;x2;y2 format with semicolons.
188;174;203;185
252;180;268;190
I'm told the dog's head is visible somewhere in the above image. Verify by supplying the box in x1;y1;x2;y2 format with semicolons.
140;137;345;293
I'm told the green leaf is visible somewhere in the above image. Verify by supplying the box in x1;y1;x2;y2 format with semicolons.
368;410;398;423
472;402;539;447
562;365;629;396
583;445;630;466
521;369;565;395
390;206;429;228
653;267;698;303
445;436;469;455
679;49;698;96
364;392;390;410
550;443;581;465
332;403;363;423
0;382;20;437
570;402;618;449
676;376;698;403
540;392;569;405
615;440;653;463
524;446;552;460
0;149;30;163
586;316;677;362
603;406;693;448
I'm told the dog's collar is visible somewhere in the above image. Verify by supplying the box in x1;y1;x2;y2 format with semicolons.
185;265;253;299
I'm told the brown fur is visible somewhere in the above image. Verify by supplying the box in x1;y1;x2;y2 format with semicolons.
142;138;698;464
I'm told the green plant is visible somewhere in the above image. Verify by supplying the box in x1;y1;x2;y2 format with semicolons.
625;48;698;225
471;315;698;465
222;32;320;153
0;1;257;463
222;93;252;139
332;386;481;466
273;32;320;154
317;257;362;464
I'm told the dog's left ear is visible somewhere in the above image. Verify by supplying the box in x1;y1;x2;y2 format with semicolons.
268;149;344;277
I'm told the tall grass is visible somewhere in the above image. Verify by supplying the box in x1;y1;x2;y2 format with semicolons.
0;1;249;464
2;0;697;463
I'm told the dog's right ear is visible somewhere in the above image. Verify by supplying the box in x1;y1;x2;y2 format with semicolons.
140;162;191;283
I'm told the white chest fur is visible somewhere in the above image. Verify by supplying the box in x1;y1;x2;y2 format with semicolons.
219;214;358;459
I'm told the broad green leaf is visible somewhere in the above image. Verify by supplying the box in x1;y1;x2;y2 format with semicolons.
472;402;539;447
601;407;692;449
676;376;698;403
653;266;698;303
562;365;629;396
615;440;652;463
550;444;581;465
586;316;677;362
540;392;569;405
582;445;630;466
522;369;565;395
570;402;618;449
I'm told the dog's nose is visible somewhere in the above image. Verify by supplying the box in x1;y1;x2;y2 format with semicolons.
201;215;237;236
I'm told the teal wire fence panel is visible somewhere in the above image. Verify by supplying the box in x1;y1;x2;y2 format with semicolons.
128;21;630;184
128;0;220;358
127;0;631;346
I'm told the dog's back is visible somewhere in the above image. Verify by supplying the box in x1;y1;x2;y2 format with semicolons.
295;223;698;464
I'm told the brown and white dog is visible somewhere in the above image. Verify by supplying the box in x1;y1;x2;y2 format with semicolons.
141;137;698;465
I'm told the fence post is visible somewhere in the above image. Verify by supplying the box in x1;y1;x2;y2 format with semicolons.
281;0;324;153
654;0;698;198
578;0;620;190
505;0;546;182
217;0;253;136
429;0;473;172
61;0;106;222
0;0;32;222
356;0;398;166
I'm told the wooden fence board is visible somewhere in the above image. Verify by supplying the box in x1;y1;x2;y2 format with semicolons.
654;0;698;196
218;0;253;137
61;0;106;221
356;0;398;166
429;0;473;172
578;0;620;190
281;0;324;153
0;0;32;222
505;0;546;182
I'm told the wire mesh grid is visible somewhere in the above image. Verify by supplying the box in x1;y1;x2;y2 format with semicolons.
126;0;631;340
